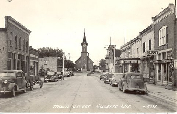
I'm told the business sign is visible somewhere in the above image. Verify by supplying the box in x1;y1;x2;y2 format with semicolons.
146;50;158;55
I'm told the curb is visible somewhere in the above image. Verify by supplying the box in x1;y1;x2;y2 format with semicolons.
147;91;177;106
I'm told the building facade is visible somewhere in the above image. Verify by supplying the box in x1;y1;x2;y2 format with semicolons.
152;4;175;86
75;30;94;72
0;16;31;75
29;46;39;76
38;57;58;72
105;45;121;73
119;3;177;89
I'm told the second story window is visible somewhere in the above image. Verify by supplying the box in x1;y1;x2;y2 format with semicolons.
23;39;25;52
149;40;151;50
19;37;21;50
159;26;167;46
143;42;146;53
26;41;28;53
15;36;17;49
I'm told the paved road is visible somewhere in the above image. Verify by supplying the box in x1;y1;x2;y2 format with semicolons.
0;73;176;113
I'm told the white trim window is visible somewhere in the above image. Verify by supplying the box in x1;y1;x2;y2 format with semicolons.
159;26;167;46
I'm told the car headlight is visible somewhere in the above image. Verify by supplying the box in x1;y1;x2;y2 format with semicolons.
4;80;8;84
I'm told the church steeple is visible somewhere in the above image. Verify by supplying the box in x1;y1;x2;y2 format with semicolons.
81;28;88;46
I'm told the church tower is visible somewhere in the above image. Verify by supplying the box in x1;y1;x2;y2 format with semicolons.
75;29;94;72
81;29;88;72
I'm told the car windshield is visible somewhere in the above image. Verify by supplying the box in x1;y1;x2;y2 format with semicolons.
0;73;15;77
130;75;141;79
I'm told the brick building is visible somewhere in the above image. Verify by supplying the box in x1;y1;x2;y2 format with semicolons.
119;3;177;89
0;16;31;74
38;57;58;72
75;30;94;72
152;4;176;86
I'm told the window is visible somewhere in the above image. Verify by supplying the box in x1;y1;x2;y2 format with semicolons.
143;42;146;53
159;26;167;46
15;36;17;49
26;41;28;53
23;39;25;51
19;37;21;50
149;40;151;50
137;48;139;56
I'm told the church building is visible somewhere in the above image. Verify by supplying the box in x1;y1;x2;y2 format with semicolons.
75;29;94;72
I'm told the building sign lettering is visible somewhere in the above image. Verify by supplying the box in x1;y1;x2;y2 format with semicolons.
146;50;158;55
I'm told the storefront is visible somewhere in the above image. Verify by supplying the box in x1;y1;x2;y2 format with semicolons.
118;58;141;73
154;49;173;85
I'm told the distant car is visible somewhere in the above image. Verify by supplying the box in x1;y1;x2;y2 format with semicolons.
0;70;27;97
118;72;147;94
104;73;114;84
57;72;62;79
44;71;58;82
69;71;74;76
100;72;108;80
110;73;125;87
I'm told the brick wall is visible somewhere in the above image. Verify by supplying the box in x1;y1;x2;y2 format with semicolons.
154;14;175;50
0;30;8;71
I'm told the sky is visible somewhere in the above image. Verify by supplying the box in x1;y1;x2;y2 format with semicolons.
0;0;175;65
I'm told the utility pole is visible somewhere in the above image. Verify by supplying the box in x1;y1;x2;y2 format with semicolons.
62;52;65;80
113;45;116;73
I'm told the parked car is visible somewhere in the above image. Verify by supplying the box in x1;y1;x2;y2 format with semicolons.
57;72;63;80
0;70;27;97
110;73;124;87
69;71;74;76
118;72;147;94
104;73;114;84
100;72;108;80
44;71;59;82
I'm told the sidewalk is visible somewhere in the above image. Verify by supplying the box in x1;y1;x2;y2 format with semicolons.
147;83;177;106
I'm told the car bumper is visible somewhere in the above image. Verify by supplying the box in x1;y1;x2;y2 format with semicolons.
0;87;11;93
126;88;147;92
112;82;118;85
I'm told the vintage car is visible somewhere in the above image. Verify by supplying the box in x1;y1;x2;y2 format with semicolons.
69;71;74;76
110;73;124;87
118;72;147;94
44;71;59;82
27;74;43;90
100;72;108;80
57;72;63;80
0;70;27;97
104;73;114;84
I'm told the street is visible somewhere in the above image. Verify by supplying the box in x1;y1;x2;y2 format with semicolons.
0;73;176;113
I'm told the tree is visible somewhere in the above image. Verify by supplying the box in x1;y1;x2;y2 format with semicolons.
38;47;63;58
99;59;106;72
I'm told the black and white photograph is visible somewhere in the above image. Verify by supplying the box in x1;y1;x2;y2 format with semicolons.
0;0;177;113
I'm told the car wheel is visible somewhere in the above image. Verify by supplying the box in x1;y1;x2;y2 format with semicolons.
30;85;34;91
11;87;16;97
123;85;126;93
23;86;27;93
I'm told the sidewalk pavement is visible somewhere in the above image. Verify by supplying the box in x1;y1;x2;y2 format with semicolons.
146;83;177;106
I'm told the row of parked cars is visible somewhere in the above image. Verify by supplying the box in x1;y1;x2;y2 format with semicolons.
0;70;75;97
44;71;74;82
100;72;148;94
